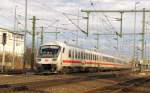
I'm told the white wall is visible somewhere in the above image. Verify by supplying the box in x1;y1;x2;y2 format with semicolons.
0;29;24;56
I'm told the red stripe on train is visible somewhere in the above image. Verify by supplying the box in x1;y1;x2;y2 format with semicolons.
63;60;124;67
63;60;81;63
85;61;120;66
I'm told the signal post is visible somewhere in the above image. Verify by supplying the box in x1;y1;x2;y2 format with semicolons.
1;33;7;73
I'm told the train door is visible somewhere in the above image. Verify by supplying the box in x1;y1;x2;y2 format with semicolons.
57;47;65;72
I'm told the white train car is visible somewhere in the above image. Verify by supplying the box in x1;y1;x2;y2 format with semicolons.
36;41;131;73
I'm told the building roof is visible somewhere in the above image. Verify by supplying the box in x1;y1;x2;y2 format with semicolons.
0;27;24;36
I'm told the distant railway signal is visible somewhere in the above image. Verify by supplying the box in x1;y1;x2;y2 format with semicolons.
2;33;7;45
1;33;6;73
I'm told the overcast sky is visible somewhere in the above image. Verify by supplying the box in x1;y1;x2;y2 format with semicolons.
1;0;150;59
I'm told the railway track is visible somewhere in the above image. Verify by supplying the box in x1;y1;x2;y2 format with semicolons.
0;70;131;93
83;76;150;93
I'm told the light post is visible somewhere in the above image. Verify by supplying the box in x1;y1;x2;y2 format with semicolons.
55;20;59;40
12;6;17;70
23;0;28;70
133;2;140;70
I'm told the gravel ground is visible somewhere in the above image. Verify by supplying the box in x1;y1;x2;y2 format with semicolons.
41;75;136;93
0;74;75;84
121;79;150;93
41;79;116;93
0;72;119;84
1;72;149;93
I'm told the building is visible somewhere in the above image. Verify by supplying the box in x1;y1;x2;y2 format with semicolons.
0;28;24;69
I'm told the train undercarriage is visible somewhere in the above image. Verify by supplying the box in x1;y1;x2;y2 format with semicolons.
36;64;57;74
36;64;130;74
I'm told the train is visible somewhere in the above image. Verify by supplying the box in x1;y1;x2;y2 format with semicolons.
36;41;131;73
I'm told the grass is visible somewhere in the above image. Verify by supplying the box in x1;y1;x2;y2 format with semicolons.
0;48;33;71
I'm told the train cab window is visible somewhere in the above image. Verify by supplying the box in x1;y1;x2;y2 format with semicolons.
40;45;61;58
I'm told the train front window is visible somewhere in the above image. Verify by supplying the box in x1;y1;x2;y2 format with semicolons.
40;45;61;58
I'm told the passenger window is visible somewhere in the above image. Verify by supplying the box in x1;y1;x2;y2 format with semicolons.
81;52;83;59
72;50;74;59
85;53;87;60
96;55;98;61
69;50;71;58
75;51;78;59
78;52;80;59
84;53;86;59
86;53;88;60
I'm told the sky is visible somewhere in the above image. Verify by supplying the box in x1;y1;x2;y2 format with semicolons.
0;0;150;60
